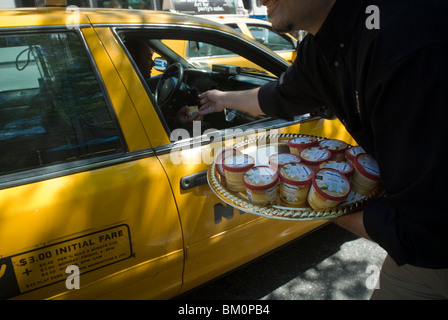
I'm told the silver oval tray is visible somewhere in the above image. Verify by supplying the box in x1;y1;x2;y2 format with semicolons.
207;134;384;221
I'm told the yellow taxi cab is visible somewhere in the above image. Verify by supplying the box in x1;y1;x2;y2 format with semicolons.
0;5;355;300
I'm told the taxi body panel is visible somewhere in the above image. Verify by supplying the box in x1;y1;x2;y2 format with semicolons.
0;8;355;300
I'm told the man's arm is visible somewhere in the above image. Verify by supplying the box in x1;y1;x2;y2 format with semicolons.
198;88;265;117
332;211;372;240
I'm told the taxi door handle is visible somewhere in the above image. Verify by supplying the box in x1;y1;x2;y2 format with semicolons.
180;170;208;190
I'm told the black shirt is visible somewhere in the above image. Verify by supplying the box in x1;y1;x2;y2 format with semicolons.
259;0;448;268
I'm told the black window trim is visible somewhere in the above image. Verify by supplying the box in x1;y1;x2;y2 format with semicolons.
102;23;289;76
112;27;172;136
0;148;156;191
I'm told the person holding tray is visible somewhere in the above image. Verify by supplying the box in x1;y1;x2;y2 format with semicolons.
198;0;448;300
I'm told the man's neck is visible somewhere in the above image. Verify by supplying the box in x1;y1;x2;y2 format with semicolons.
307;0;336;35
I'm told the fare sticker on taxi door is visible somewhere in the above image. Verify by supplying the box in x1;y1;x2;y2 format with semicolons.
0;225;132;299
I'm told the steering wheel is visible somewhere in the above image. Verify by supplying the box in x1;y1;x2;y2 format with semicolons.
154;62;184;111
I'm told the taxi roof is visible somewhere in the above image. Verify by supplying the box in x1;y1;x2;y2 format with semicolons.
201;15;272;26
0;7;243;34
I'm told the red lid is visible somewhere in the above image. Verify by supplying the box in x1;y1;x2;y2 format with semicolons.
269;153;301;168
345;146;366;161
318;139;348;154
300;146;332;165
215;147;242;177
215;147;242;165
319;160;354;177
216;163;225;177
222;154;255;172
353;153;381;181
288;136;318;148
279;162;313;186
312;168;351;201
243;166;279;191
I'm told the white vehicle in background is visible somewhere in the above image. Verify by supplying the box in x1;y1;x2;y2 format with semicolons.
162;0;299;63
205;15;298;63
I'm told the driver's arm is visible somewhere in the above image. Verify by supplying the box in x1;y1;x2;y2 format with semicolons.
198;88;265;118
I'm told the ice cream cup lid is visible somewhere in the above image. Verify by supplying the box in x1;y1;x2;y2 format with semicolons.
269;153;301;169
279;162;313;185
243;166;279;190
287;136;318;148
312;168;351;201
215;147;242;165
353;153;381;181
300;146;332;164
318;139;348;154
319;160;354;177
345;146;366;160
222;154;255;172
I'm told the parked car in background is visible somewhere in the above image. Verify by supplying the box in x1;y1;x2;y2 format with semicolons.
0;6;354;300
204;15;298;63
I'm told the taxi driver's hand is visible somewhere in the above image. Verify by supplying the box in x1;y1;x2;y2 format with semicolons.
176;106;202;129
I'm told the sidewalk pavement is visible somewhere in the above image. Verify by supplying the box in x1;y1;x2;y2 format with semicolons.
176;224;387;300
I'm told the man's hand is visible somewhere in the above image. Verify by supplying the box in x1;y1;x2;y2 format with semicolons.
198;90;228;116
198;88;265;117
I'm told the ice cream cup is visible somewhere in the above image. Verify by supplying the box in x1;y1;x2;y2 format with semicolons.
319;160;354;180
318;139;349;161
345;146;366;164
279;162;314;206
222;154;255;192
299;146;332;171
351;153;381;195
268;152;301;172
288;136;318;156
243;166;279;206
307;168;351;211
214;147;242;183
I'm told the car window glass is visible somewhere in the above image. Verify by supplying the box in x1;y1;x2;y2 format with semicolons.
187;41;235;59
120;30;287;141
0;32;123;176
162;39;273;76
246;25;295;51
